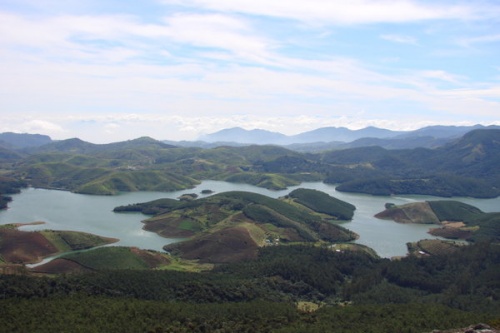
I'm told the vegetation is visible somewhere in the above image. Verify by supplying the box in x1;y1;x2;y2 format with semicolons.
126;190;358;262
0;176;26;209
0;243;498;332
287;188;356;220
0;227;117;265
326;129;500;198
59;246;167;270
113;197;183;215
40;230;118;251
375;200;500;242
428;200;484;223
1;128;500;330
2;128;498;198
223;172;300;190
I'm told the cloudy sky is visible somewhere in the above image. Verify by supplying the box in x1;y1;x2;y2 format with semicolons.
1;0;499;143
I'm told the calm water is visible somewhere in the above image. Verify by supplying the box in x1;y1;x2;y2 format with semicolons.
1;180;499;258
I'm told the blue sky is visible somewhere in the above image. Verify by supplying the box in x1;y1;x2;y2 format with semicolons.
1;0;499;143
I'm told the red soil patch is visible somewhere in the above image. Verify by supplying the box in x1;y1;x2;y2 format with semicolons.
0;229;58;264
165;226;259;264
130;247;171;268
375;202;439;224
375;208;411;223
428;227;473;240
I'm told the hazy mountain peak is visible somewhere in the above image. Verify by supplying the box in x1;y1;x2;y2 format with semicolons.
0;132;52;149
199;127;288;144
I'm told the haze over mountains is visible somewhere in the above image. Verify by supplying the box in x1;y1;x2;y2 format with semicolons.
1;124;499;154
171;124;500;151
198;124;499;145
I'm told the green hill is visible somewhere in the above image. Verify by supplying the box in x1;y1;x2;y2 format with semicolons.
287;188;356;220
6;129;500;197
58;246;169;270
325;129;500;198
126;190;358;263
375;200;499;242
427;200;484;223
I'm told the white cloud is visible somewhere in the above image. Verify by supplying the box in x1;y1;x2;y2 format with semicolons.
457;33;500;47
160;0;479;25
0;10;275;66
1;2;499;143
162;13;273;60
0;119;65;136
380;34;418;45
418;70;464;84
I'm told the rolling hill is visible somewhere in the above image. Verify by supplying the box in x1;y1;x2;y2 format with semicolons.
2;128;500;198
375;200;499;242
326;129;500;198
115;189;358;263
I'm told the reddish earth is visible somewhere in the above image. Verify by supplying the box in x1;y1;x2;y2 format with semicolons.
375;208;411;223
130;247;171;268
375;202;439;224
428;227;473;239
0;228;59;264
164;226;259;264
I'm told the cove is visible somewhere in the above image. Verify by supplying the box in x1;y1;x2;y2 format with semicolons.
1;180;499;258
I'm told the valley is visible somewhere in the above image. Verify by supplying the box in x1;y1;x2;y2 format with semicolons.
0;127;499;332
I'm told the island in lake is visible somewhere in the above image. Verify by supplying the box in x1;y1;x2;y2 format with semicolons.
375;200;500;255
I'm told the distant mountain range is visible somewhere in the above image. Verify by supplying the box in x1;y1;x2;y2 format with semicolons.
0;132;52;149
191;124;500;151
198;125;499;145
2;124;499;154
198;126;402;144
1;127;499;198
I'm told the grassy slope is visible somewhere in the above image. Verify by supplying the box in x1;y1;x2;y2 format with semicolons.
427;200;484;223
376;200;500;243
0;227;117;265
59;247;166;270
287;188;356;220
75;170;199;195
40;230;118;251
140;190;358;263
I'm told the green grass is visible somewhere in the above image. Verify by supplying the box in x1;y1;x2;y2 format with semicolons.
468;212;500;242
61;247;150;270
428;200;484;223
288;188;356;220
7;230;115;254
178;219;202;232
223;172;299;190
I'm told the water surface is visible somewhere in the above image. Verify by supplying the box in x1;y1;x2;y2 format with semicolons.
1;180;498;258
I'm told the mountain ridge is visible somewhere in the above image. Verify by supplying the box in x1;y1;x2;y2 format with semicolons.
198;124;500;146
3;124;500;151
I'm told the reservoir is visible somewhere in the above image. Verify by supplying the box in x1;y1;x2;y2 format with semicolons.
1;180;499;258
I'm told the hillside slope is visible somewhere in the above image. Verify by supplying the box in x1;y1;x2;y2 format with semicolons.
375;200;499;242
116;189;358;263
327;129;500;198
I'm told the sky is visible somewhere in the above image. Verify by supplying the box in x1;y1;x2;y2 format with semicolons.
1;0;499;143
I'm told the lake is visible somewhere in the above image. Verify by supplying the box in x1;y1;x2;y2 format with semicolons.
1;180;499;258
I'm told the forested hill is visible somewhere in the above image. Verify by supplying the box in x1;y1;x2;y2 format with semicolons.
375;200;500;243
22;136;176;154
325;129;500;198
115;189;358;263
1;242;499;332
1;128;499;198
